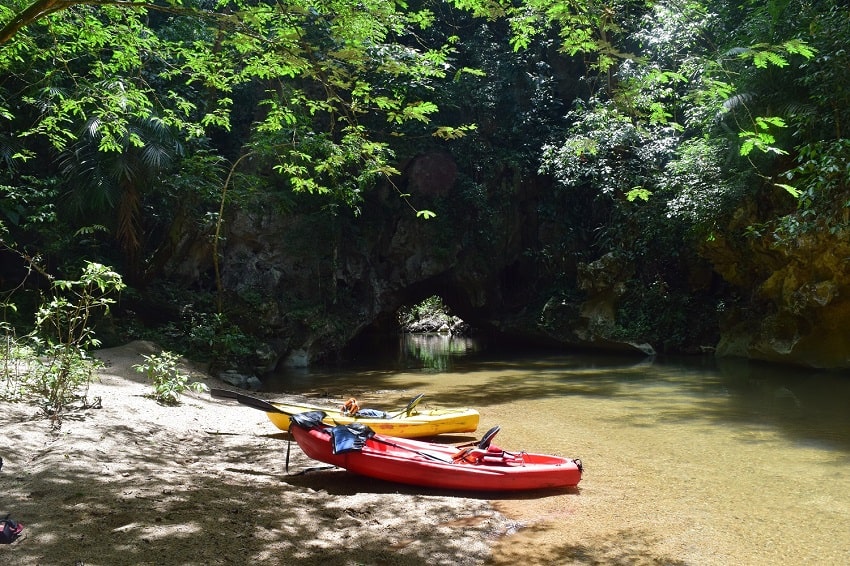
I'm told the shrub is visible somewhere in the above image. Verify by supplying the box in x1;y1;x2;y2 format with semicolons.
133;350;208;405
29;262;124;418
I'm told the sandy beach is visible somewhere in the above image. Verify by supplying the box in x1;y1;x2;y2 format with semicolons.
2;341;516;565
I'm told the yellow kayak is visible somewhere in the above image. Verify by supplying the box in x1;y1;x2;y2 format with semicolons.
211;389;480;438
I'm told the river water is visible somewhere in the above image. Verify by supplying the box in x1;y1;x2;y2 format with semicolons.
264;334;850;565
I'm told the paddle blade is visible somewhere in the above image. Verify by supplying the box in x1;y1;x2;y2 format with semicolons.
210;388;239;400
211;388;287;414
235;393;287;414
392;393;425;417
477;425;501;449
404;393;425;413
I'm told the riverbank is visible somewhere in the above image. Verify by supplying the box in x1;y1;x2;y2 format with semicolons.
2;341;512;565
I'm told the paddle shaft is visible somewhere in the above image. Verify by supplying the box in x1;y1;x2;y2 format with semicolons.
214;389;430;423
369;436;453;464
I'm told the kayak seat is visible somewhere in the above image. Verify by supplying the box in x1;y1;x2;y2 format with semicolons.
452;445;524;466
479;454;523;466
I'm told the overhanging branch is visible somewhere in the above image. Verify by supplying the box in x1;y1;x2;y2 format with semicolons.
0;0;222;45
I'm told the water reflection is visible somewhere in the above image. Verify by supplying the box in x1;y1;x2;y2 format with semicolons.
399;333;481;372
338;332;485;371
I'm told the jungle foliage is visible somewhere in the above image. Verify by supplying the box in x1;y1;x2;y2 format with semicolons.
0;0;847;375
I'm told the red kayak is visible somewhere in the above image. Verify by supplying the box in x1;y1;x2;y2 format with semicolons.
287;411;582;492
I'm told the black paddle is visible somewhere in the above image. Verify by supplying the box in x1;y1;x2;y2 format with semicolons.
369;435;453;464
210;388;238;400
210;388;287;414
450;425;501;462
214;389;425;420
389;393;425;418
372;425;502;464
451;425;502;450
476;425;501;449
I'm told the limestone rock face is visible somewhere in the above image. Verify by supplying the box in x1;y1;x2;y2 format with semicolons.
209;152;495;369
404;152;458;198
709;227;850;369
157;149;850;370
536;253;655;356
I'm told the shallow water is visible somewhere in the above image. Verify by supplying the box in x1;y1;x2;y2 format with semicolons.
264;334;850;565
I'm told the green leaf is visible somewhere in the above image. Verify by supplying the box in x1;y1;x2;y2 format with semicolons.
774;183;801;198
752;51;787;69
782;39;816;59
626;188;652;202
432;123;477;139
755;116;786;130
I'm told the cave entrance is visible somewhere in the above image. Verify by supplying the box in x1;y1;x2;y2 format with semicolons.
342;293;484;369
397;295;469;335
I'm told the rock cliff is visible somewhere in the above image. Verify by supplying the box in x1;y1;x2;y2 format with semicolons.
160;151;850;371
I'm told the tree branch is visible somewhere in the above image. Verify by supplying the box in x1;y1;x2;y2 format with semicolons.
0;0;224;45
0;0;68;45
